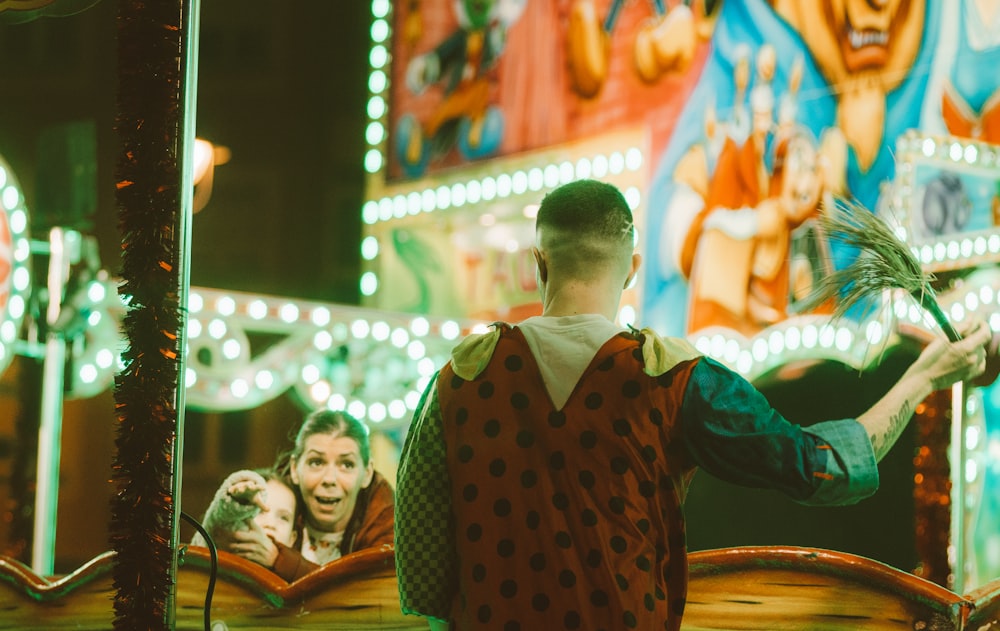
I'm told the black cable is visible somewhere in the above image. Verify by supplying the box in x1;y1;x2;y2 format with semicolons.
180;510;218;631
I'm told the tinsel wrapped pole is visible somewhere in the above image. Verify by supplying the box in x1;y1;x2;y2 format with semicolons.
111;0;198;629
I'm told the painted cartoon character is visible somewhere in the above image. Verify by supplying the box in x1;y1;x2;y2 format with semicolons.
566;0;714;98
644;0;935;337
396;0;527;177
937;0;1000;143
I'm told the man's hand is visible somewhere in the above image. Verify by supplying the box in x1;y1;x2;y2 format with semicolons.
972;327;1000;388
909;318;990;391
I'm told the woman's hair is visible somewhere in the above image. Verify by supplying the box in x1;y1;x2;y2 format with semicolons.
287;409;371;465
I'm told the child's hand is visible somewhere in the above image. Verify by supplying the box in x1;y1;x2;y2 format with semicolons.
226;475;268;510
230;520;280;569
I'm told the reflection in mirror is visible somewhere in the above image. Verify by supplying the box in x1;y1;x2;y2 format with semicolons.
0;0;383;581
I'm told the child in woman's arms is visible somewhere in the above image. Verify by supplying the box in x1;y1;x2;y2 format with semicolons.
191;468;298;552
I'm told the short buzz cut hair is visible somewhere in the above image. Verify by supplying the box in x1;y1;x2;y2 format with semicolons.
536;179;635;280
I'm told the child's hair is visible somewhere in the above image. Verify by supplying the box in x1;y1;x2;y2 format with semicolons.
252;467;298;518
252;466;284;485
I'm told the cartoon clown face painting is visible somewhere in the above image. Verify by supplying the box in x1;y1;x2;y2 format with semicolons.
771;0;925;170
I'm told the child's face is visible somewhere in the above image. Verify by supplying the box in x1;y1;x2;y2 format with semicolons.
254;479;297;546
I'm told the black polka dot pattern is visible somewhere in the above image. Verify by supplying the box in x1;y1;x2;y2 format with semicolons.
435;328;697;630
517;430;535;448
505;354;523;371
559;570;577;588
584;392;603;409
484;419;501;437
501;580;517;598
489;458;506;477
511;392;530;409
458;445;474;463
526;510;540;529
478;381;495;398
467;523;482;542
521;470;538;489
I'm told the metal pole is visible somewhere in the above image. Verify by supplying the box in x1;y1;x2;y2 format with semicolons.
31;335;64;576
167;0;199;624
950;381;967;594
31;227;75;576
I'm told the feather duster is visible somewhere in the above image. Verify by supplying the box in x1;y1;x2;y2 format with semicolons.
802;199;960;342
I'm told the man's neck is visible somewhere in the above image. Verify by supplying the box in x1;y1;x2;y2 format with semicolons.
539;281;620;321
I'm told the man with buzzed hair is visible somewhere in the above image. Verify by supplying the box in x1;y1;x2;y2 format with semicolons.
532;178;638;289
395;179;991;631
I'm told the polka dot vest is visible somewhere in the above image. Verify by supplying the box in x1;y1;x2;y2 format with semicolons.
438;325;699;631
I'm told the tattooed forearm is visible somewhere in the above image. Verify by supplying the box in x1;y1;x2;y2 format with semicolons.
871;398;915;460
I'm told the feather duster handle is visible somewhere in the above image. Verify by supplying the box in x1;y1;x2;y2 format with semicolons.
803;199;961;343
915;290;961;343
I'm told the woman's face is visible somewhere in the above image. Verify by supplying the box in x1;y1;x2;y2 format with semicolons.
291;433;373;533
253;479;297;546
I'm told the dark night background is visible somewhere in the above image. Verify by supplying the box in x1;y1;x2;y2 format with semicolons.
0;1;371;304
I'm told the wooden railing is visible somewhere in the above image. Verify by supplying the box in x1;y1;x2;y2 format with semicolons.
683;547;991;631
1;545;998;629
0;545;422;630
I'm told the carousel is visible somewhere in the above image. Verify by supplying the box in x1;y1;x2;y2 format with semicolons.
0;0;999;629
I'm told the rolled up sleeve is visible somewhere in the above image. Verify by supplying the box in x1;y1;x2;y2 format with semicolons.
801;418;879;505
680;358;878;506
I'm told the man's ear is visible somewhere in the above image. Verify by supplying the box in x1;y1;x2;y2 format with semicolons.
532;246;548;284
624;252;642;289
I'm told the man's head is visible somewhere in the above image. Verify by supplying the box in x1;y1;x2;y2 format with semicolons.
533;179;638;296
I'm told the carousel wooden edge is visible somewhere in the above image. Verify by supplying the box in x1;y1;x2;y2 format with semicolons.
180;544;399;602
687;546;971;611
179;545;290;602
0;550;116;601
1;545;398;606
964;577;1000;628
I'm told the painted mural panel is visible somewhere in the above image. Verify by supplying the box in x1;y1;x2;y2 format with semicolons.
386;0;711;181
368;126;649;320
385;0;1000;337
642;0;1000;339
